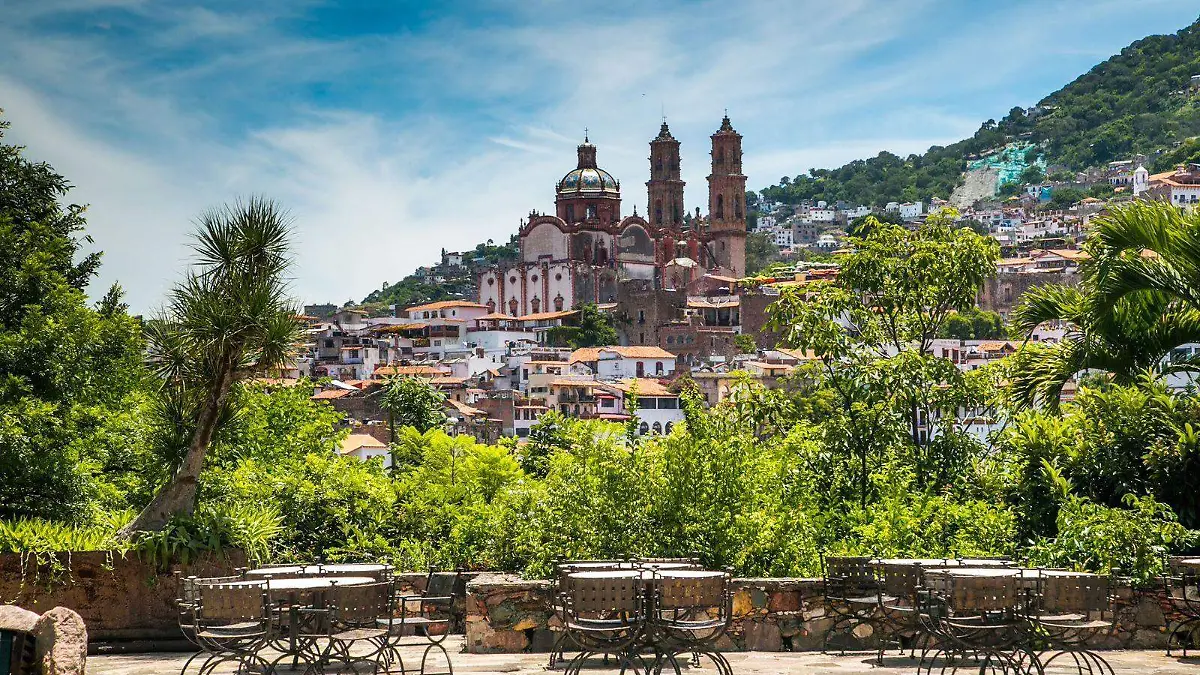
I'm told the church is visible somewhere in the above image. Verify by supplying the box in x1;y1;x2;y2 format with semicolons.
478;116;747;316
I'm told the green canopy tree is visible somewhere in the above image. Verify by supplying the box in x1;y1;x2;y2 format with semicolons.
380;376;448;441
545;303;618;348
0;113;146;521
121;197;300;535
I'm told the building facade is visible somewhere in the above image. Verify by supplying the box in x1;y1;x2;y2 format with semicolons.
479;117;748;315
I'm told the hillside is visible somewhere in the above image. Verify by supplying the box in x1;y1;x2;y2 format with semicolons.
759;15;1200;207
356;236;518;313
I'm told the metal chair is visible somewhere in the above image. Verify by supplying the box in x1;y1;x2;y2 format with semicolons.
876;561;931;661
390;569;461;675
821;556;891;656
1164;557;1200;657
177;580;272;675
315;581;395;675
549;561;628;669
1028;572;1115;675
918;573;1029;675
650;571;733;675
560;571;648;675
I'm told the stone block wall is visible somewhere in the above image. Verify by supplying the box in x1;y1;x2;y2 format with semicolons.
464;573;1193;654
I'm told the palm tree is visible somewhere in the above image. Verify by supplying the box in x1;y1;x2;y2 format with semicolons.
1010;200;1200;409
120;197;299;535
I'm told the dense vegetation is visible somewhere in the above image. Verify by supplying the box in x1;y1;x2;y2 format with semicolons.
758;16;1200;207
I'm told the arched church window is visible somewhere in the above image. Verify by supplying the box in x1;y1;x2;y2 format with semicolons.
595;244;608;266
554;294;565;311
530;296;541;313
654;199;663;224
735;197;743;219
486;299;496;313
509;298;519;315
717;148;725;165
586;204;597;219
716;194;724;218
566;205;575;222
655;157;663;172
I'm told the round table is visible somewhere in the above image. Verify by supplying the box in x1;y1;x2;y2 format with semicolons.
266;575;377;589
244;564;391;579
1178;558;1200;568
873;558;1012;567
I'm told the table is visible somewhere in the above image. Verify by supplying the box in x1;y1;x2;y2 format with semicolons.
873;557;1012;567
243;563;391;579
260;576;378;672
1178;558;1200;568
923;567;1097;592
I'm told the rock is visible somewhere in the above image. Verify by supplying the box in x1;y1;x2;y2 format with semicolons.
33;606;87;675
732;589;754;618
743;620;782;651
768;591;801;613
1135;596;1165;627
0;605;40;633
511;615;541;632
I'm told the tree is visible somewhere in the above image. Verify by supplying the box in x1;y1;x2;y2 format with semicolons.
938;307;1005;340
380;376;448;440
1021;165;1045;185
545;303;618;348
848;210;903;238
744;231;782;275
770;209;1001;499
121;197;300;535
0;113;146;521
733;334;756;354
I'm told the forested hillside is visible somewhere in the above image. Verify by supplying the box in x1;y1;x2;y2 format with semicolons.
760;16;1200;206
357;236;518;312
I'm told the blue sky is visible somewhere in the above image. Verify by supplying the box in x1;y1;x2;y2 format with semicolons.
2;1;1197;311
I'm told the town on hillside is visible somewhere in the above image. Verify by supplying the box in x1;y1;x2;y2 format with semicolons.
292;116;1200;460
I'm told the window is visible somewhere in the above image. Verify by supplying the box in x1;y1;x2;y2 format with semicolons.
660;397;678;409
516;427;529;438
639;398;657;409
716;194;724;218
638;310;645;324
655;361;664;375
586;204;597;219
652;422;662;434
636;361;645;377
566;205;575;222
639;422;649;435
522;369;529;381
325;339;334;348
665;422;673;434
601;398;615;408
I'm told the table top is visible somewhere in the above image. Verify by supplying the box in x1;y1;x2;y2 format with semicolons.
568;569;725;580
263;575;378;590
244;563;390;578
1179;558;1200;567
873;558;1012;567
924;567;1097;579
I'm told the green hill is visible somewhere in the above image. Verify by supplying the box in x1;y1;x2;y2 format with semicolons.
355;236;518;314
759;15;1200;207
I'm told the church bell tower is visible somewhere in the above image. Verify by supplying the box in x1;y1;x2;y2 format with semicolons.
646;121;685;230
707;114;747;277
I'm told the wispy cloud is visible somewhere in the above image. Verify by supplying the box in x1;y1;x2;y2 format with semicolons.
1;0;1197;311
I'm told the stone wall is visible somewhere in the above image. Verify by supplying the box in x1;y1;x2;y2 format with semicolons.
0;551;245;645
464;573;1192;654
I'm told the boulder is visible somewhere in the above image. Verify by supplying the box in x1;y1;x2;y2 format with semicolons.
33;606;87;675
0;605;40;633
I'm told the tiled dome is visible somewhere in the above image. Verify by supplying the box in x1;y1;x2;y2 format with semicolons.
557;166;620;196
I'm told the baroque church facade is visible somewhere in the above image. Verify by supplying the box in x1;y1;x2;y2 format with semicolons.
478;116;747;317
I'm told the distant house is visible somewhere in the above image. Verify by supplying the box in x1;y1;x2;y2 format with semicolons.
340;433;391;466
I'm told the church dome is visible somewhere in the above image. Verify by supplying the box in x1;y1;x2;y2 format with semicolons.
558;166;620;196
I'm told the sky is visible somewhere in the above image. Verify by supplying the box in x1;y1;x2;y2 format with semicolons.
2;1;1198;312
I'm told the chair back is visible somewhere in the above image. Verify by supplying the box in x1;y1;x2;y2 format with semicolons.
1040;573;1109;614
197;582;268;624
425;570;463;598
566;572;643;617
878;562;924;599
948;574;1016;613
657;572;729;613
331;582;392;626
825;556;877;595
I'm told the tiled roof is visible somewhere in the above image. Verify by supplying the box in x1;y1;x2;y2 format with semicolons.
602;378;675;397
405;300;488;313
569;346;675;362
372;365;449;377
341;433;387;453
516;310;580;322
312;389;356;400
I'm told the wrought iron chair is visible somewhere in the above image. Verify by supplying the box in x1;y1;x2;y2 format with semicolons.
560;571;648;675
822;555;891;655
876;561;932;661
650;571;733;675
1164;557;1200;657
549;561;628;669
177;580;272;675
1027;572;1115;675
918;573;1029;675
390;569;461;675
312;581;396;675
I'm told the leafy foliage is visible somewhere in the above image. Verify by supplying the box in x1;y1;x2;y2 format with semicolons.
380;376;448;437
545;303;619;348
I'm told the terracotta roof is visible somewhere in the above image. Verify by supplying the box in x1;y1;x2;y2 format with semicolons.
1035;249;1088;261
446;399;485;417
603;378;676;397
775;348;818;361
431;376;468;386
373;365;449;377
341;433;387;454
976;341;1017;352
550;377;600;388
476;312;518;321
569;346;675;363
516;310;580;322
312;389;355;400
744;361;795;373
405;300;488;313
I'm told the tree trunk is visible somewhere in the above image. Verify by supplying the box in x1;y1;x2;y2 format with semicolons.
118;358;236;537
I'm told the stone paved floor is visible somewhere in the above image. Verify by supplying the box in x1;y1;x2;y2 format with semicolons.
87;637;1200;674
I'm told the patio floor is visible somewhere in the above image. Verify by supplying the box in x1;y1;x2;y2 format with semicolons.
87;636;1200;674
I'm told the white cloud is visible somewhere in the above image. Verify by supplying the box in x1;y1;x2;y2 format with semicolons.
2;0;1198;312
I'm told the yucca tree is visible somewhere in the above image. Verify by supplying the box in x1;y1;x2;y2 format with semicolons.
1010;200;1200;409
120;198;299;536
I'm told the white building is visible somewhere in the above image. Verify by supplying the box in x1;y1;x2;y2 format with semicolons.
340;433;392;467
772;227;794;249
570;346;676;379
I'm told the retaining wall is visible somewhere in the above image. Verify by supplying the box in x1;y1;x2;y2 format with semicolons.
464;573;1188;654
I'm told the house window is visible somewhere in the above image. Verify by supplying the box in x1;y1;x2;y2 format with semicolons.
665;422;673;434
325;339;334;348
655;361;664;375
639;422;650;435
601;398;614;408
636;361;645;377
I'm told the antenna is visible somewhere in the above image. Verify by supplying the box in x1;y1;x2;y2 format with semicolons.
584;127;589;142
